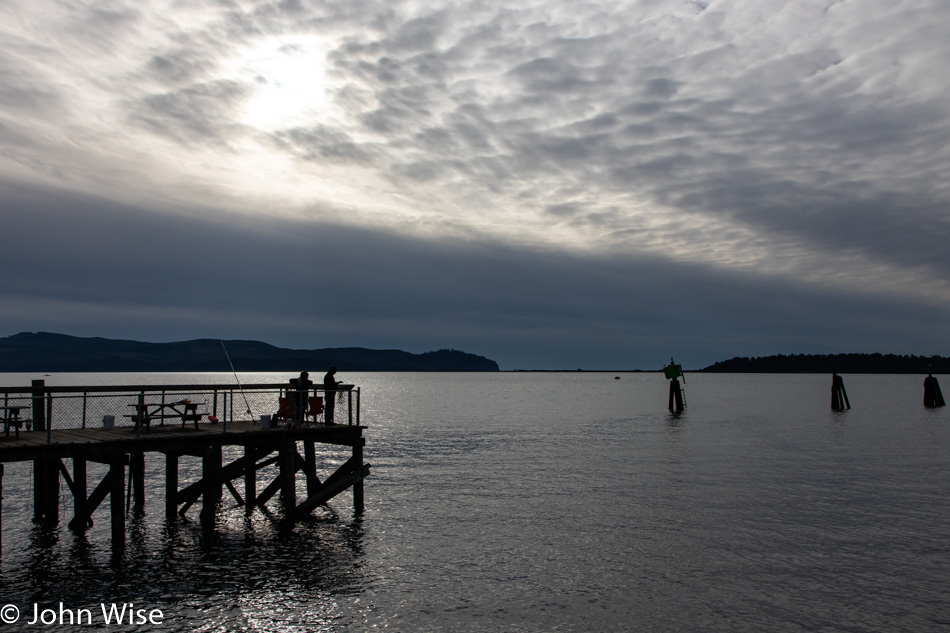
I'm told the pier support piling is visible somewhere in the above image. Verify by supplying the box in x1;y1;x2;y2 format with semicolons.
279;442;296;508
33;458;60;525
73;459;87;519
305;441;318;497
130;452;145;513
110;456;125;548
201;446;222;528
166;452;179;520
291;453;370;519
30;380;61;525
244;446;257;513
353;443;365;513
69;456;125;533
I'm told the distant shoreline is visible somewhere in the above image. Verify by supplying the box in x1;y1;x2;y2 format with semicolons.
0;332;499;372
701;353;949;374
510;353;950;373
1;333;946;374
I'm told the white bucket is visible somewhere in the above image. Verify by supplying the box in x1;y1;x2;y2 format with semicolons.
260;415;271;430
102;415;115;430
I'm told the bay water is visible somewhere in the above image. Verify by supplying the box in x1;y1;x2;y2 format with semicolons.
0;372;947;632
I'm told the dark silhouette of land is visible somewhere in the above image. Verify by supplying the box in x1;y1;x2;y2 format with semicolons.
2;333;943;374
0;332;500;372
702;353;949;374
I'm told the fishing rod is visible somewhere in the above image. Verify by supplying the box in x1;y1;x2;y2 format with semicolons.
221;340;254;419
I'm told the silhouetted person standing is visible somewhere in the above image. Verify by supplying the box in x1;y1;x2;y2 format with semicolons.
289;371;312;426
323;366;341;425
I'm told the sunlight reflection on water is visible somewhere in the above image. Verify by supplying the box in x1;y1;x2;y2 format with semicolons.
0;372;948;632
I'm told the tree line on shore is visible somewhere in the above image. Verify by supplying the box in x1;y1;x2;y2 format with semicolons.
702;353;949;374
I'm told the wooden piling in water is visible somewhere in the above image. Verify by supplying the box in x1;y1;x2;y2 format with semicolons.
924;373;945;408
279;442;297;508
73;459;87;520
244;446;257;513
664;359;686;413
201;445;223;528
33;457;60;525
110;456;125;548
353;443;365;513
31;381;56;524
669;379;684;413
130;452;145;512
166;452;179;519
304;441;318;497
831;370;850;411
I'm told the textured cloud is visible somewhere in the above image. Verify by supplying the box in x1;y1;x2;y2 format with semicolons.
1;0;949;366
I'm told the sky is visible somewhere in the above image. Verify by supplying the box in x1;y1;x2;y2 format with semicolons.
1;0;949;370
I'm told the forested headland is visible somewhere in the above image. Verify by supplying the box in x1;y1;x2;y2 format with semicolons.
702;353;948;374
0;332;500;372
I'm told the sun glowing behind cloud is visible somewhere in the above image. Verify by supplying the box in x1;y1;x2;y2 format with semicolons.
231;39;331;131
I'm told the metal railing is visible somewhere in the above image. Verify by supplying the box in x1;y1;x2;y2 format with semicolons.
0;381;361;445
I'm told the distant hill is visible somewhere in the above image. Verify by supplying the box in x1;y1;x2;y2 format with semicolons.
0;332;500;372
702;353;949;374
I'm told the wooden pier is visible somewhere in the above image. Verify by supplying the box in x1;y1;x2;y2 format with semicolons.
0;380;370;553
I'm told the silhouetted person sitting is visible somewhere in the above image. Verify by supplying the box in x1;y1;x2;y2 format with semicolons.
288;371;312;426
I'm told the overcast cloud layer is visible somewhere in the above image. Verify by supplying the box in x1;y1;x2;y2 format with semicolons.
2;0;949;369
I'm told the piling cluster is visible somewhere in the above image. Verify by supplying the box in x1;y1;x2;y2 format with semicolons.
658;361;945;413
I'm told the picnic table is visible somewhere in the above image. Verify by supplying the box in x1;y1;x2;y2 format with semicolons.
125;399;209;431
1;404;30;439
